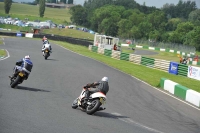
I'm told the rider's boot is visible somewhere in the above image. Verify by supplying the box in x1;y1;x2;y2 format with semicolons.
9;73;16;79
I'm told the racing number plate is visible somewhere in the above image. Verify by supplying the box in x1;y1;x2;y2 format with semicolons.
19;72;24;77
100;98;105;104
78;99;81;105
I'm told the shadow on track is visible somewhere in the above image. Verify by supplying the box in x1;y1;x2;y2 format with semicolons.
94;112;129;119
16;86;51;92
46;59;58;61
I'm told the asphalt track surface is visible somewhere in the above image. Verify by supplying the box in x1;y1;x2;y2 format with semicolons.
0;37;200;133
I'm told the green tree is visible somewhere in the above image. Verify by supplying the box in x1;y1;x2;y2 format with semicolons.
169;22;194;43
60;0;66;4
4;0;12;14
68;0;73;4
91;5;124;36
149;30;160;41
39;0;45;17
128;9;145;26
130;26;141;39
117;19;132;38
69;5;87;26
188;9;200;26
138;21;152;39
52;0;56;3
166;18;182;31
34;0;39;4
184;26;200;50
147;10;167;30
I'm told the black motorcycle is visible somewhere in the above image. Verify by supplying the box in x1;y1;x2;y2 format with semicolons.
10;66;32;88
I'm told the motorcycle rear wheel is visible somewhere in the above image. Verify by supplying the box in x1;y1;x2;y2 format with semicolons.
10;75;21;88
86;99;101;115
44;52;49;60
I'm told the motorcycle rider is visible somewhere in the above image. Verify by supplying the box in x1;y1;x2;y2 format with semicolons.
42;36;48;43
83;77;109;104
9;55;33;80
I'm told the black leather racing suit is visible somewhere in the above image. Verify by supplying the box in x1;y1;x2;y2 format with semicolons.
84;81;109;99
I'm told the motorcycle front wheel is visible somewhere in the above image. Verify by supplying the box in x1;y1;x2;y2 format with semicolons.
72;99;78;109
86;99;101;115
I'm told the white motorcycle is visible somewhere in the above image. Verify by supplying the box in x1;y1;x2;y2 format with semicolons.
42;43;51;60
72;87;107;115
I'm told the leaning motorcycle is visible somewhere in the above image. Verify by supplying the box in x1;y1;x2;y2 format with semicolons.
10;67;29;88
72;87;106;115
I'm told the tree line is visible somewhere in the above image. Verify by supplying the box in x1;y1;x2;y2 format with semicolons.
69;0;200;50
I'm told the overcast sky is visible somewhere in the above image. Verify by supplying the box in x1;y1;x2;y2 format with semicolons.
13;0;200;8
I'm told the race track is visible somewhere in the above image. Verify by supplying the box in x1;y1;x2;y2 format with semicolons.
0;37;200;133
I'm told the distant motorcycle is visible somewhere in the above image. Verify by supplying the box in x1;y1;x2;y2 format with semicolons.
72;87;106;115
42;43;51;60
181;58;187;65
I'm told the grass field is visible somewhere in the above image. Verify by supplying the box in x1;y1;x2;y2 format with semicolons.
0;49;6;57
0;2;71;24
51;40;200;92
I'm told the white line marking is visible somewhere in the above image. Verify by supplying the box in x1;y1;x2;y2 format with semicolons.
0;49;10;61
55;43;200;111
3;42;5;45
111;112;164;133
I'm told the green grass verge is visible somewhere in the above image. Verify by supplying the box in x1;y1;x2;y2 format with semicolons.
0;49;6;57
51;40;200;93
0;2;71;24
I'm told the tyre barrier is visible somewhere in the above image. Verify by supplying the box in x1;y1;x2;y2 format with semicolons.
160;78;200;108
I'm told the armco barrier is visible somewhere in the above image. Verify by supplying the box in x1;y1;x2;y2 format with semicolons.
178;64;188;77
0;31;25;37
120;53;129;61
0;31;93;47
141;56;155;68
34;34;93;47
160;78;200;108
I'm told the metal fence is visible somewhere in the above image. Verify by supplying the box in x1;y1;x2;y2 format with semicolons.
119;38;196;53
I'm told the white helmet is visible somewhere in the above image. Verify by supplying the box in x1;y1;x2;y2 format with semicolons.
101;77;108;82
25;55;30;59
